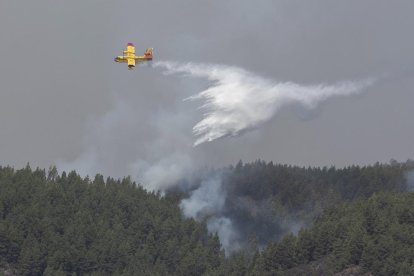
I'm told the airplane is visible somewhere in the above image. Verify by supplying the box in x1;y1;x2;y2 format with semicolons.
114;43;153;69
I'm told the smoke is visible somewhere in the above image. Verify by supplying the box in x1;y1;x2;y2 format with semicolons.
405;170;414;192
180;175;226;218
154;61;374;146
58;60;374;254
207;217;241;253
57;97;196;192
178;171;308;254
179;175;241;253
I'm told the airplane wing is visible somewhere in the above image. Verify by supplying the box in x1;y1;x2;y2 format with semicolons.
114;56;127;63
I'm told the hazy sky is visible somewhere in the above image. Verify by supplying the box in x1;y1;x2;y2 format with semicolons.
1;0;413;177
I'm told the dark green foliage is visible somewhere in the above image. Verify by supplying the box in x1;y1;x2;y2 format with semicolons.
224;160;411;215
200;160;413;250
0;166;222;275
1;159;413;275
249;192;414;275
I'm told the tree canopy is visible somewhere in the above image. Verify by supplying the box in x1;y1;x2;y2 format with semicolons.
0;165;222;275
1;160;413;275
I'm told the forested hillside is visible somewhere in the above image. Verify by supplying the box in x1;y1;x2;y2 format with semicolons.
217;192;414;275
0;166;222;275
174;160;414;250
1;161;413;275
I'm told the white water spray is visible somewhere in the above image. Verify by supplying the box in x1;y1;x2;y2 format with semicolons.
155;61;374;146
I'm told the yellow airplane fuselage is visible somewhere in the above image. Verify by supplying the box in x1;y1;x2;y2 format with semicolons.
114;43;153;69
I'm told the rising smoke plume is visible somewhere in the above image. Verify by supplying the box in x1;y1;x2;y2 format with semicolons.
154;61;374;146
179;175;241;253
178;170;306;255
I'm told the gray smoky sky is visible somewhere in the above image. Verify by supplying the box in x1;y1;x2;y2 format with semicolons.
1;0;414;175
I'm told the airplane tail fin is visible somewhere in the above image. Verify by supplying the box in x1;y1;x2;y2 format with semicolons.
144;48;153;59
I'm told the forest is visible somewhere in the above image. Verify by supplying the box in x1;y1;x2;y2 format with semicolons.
0;160;413;275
